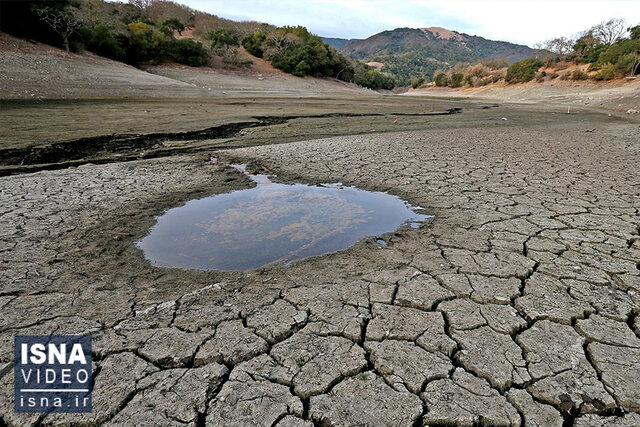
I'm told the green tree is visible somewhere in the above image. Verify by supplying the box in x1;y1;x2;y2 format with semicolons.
613;53;640;74
293;60;310;76
505;58;543;83
207;28;239;53
450;73;464;88
166;38;208;66
242;31;267;57
128;21;165;62
434;72;448;87
572;32;599;62
162;17;185;36
82;25;126;61
598;39;640;68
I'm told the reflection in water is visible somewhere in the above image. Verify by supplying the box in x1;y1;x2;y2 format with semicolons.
137;165;431;271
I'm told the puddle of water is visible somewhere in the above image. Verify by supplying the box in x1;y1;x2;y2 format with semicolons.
137;165;431;271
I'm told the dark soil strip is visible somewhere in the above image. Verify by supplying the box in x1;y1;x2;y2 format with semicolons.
0;109;462;175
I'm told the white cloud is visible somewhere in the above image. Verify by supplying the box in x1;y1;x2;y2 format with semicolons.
182;0;640;46
424;0;640;45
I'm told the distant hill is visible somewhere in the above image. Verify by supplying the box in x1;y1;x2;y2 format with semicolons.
321;37;361;49
339;27;539;86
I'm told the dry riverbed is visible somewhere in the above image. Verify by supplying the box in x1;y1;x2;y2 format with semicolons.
1;99;640;426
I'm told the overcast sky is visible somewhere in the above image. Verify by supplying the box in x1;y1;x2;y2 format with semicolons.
181;0;640;46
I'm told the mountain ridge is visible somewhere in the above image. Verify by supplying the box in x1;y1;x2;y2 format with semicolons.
321;37;362;49
339;27;538;85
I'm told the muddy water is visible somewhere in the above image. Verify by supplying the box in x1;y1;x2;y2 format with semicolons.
137;165;431;271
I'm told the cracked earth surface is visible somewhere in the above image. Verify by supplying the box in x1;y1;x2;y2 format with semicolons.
1;109;640;426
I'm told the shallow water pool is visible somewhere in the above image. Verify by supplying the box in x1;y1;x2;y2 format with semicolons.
137;165;430;271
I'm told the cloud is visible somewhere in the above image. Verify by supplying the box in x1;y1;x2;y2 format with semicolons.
425;0;640;45
183;0;640;46
186;0;475;39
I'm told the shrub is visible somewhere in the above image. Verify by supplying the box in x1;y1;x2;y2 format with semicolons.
614;53;640;74
491;69;506;81
166;38;208;66
127;21;165;63
505;58;543;83
474;76;491;87
434;72;448;87
207;28;240;51
293;60;310;76
466;64;490;78
81;25;126;61
219;47;251;67
595;63;616;80
549;72;559;79
587;62;600;71
450;72;464;88
571;69;589;80
490;74;502;83
242;31;267;57
411;76;425;89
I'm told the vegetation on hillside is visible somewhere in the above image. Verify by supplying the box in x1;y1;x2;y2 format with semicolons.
0;0;394;90
339;27;538;86
505;58;544;83
411;19;639;90
342;20;638;88
1;0;209;66
539;19;640;78
239;26;394;88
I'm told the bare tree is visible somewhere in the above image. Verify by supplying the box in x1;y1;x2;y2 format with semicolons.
34;6;82;52
265;32;293;59
129;0;153;11
543;37;574;59
591;18;627;46
532;42;545;59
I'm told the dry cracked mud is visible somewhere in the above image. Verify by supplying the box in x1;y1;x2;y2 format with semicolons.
1;103;640;426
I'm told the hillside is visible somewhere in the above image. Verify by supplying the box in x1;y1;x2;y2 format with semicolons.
0;1;395;90
0;32;198;100
0;32;370;101
321;37;362;49
340;27;539;85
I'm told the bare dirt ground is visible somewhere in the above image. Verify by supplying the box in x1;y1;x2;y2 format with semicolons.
1;32;640;427
408;77;640;114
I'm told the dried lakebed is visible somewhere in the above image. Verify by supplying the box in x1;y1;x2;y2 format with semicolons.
1;109;639;426
137;165;430;270
0;108;463;176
